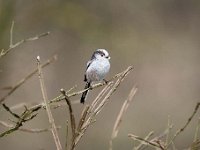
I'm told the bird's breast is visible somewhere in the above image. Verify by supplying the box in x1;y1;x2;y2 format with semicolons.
86;59;110;82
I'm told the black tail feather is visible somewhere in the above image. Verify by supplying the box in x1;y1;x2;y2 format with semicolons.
80;82;91;104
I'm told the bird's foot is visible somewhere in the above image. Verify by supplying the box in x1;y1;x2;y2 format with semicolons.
103;79;109;84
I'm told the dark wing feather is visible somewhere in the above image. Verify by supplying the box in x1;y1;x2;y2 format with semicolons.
84;60;92;82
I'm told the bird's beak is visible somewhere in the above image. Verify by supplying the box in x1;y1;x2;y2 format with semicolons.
106;56;111;59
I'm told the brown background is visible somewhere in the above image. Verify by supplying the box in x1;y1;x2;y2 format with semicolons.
0;0;200;149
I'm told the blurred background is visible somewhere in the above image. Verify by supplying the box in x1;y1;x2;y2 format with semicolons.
0;0;200;149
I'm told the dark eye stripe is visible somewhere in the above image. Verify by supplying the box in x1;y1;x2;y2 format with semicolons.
95;51;105;56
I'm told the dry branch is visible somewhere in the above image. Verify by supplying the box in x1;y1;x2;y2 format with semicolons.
128;102;200;150
0;121;60;133
73;66;133;148
112;86;137;138
26;66;133;116
0;103;39;137
77;105;90;133
0;21;49;59
128;134;165;150
134;131;154;150
109;86;137;150
37;56;62;150
193;117;200;143
60;88;76;150
0;65;134;150
167;102;200;148
0;55;57;104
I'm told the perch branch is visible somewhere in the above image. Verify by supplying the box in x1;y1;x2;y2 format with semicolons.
0;66;133;142
27;66;133;114
73;66;133;147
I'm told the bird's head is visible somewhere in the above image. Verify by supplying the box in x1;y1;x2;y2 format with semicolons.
92;49;110;60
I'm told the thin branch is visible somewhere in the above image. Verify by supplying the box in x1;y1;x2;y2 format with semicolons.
2;103;20;119
60;88;76;150
72;82;115;149
0;55;57;104
194;117;200;142
10;21;14;47
27;66;133;115
89;82;114;113
167;102;200;148
74;66;133;147
134;131;154;150
128;134;164;150
109;86;137;150
0;31;50;59
93;66;133;116
0;121;60;133
77;105;90;133
165;115;173;147
37;56;62;150
111;86;137;139
0;67;133;140
0;103;39;137
65;120;69;150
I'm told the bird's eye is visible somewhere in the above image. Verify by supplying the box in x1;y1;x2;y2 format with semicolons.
101;54;104;57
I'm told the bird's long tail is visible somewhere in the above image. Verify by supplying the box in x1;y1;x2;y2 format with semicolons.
80;82;91;104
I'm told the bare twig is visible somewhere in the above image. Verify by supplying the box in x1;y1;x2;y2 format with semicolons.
190;117;200;150
93;66;133;116
2;103;20;119
109;86;137;150
10;21;14;47
128;134;164;150
1;66;133;140
167;102;200;148
77;105;90;132
191;140;200;150
164;116;173;147
0;103;39;137
134;131;154;150
74;66;133;148
112;86;137;138
65;120;69;150
89;82;114;113
71;82;114;149
0;29;50;59
193;117;200;143
0;120;60;133
0;66;133;146
0;55;57;104
60;88;76;150
26;66;133;116
37;56;62;150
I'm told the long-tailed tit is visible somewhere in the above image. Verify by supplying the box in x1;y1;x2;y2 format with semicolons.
80;49;111;103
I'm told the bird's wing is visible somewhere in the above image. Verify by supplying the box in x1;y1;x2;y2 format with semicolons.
84;60;92;82
86;60;92;69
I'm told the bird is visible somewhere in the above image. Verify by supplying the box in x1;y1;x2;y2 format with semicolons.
80;49;111;104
